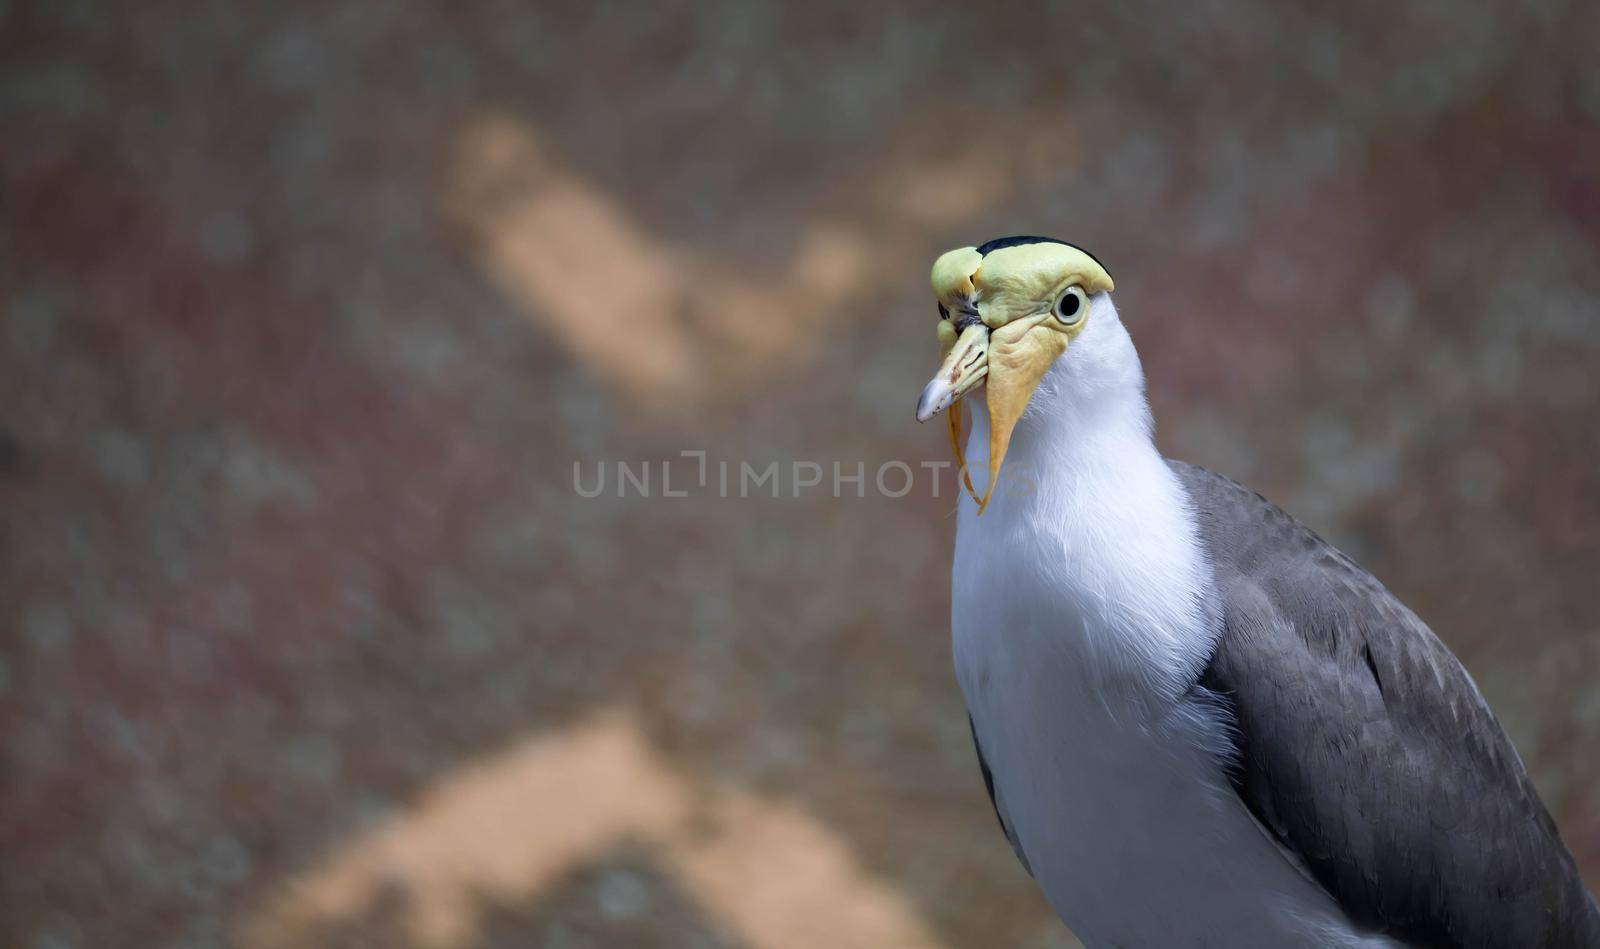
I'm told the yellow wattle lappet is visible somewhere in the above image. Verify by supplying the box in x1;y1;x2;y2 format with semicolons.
915;240;1114;512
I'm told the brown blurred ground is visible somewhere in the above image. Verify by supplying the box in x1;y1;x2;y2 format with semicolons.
3;2;1599;947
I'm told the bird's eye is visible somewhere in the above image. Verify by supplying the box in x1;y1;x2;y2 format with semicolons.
1055;286;1087;325
938;302;950;321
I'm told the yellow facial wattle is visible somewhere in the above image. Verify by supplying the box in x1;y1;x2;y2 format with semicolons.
916;239;1113;513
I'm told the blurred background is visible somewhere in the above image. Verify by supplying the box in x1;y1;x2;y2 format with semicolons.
4;2;1599;947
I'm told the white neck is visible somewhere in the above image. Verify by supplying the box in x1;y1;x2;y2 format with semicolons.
953;299;1218;710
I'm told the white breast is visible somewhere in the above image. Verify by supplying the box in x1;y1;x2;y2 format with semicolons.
949;342;1399;948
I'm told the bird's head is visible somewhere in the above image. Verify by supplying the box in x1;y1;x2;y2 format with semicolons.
915;237;1114;513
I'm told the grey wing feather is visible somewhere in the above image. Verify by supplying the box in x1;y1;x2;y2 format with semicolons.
1172;460;1600;948
970;714;1032;876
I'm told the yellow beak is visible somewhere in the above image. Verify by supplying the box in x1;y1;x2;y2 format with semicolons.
915;323;988;422
916;316;1063;513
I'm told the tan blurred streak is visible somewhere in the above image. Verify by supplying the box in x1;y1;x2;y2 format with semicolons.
240;708;945;949
447;120;703;400
446;111;1079;408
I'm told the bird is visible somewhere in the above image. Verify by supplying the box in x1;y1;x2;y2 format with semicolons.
914;236;1600;948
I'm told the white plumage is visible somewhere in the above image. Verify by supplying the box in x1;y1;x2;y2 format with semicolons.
951;299;1400;947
